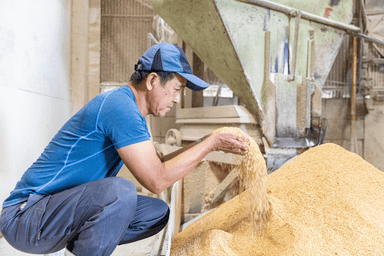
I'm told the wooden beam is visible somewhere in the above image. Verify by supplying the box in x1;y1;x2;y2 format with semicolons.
176;105;255;119
71;0;89;115
183;42;193;109
173;180;182;235
192;52;205;108
366;9;384;16
210;167;239;205
88;0;101;101
161;144;238;165
176;117;256;124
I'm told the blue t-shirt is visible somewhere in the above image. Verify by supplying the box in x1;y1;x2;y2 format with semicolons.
3;86;150;208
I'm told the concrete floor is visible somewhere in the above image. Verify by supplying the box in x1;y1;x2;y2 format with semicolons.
0;229;165;256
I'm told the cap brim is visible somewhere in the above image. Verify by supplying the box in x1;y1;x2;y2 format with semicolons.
178;73;210;91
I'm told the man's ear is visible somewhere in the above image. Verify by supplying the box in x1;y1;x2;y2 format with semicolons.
146;73;158;91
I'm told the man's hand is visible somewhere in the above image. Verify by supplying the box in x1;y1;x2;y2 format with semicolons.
209;131;250;155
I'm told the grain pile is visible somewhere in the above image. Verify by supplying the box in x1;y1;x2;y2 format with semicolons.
213;127;270;231
171;143;384;255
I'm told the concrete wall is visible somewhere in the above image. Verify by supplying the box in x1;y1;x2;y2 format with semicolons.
321;94;384;173
322;98;365;158
364;103;384;171
0;1;72;206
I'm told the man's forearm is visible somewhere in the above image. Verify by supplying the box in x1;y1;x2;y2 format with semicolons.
139;131;246;193
158;136;216;190
161;136;208;162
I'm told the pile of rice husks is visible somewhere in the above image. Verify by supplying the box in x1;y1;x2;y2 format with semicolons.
171;143;384;255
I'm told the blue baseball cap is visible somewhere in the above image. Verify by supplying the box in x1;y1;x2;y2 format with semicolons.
135;43;210;91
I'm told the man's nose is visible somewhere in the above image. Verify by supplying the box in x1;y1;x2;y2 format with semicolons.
174;92;180;104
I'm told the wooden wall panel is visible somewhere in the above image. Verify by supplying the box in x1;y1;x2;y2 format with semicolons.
100;0;155;84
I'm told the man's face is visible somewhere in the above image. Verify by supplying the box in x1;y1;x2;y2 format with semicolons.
149;73;187;117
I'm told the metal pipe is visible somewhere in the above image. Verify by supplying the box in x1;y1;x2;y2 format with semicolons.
356;33;384;46
351;36;357;121
358;38;363;95
288;11;302;81
236;0;360;33
358;6;363;95
350;36;357;153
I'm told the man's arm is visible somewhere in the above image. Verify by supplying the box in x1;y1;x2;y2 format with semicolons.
160;135;208;163
117;132;248;194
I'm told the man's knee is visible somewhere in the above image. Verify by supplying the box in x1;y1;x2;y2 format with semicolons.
99;177;136;197
153;198;170;220
158;202;170;230
107;177;138;209
145;198;169;237
110;177;136;193
140;196;170;225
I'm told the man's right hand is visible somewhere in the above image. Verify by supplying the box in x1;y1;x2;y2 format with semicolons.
208;131;250;155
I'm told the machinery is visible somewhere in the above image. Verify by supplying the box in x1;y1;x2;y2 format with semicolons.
151;0;361;171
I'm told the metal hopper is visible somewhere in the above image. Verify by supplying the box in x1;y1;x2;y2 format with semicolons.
150;0;360;149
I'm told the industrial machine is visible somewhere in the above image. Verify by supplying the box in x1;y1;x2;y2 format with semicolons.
151;0;361;171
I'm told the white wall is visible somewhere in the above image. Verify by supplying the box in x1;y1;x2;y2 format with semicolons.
0;0;72;206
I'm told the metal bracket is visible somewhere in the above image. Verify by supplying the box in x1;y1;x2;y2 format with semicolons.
306;30;315;81
262;137;298;173
272;118;328;148
288;10;302;82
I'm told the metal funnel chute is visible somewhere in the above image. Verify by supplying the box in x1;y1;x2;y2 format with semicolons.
150;0;359;148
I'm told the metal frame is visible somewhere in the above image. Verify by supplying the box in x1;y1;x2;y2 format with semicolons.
237;0;360;33
237;0;384;47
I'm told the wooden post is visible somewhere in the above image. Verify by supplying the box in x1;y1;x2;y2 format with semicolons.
182;42;193;109
192;52;205;107
88;0;101;101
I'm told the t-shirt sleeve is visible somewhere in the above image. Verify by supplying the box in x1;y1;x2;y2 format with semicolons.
97;90;151;149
